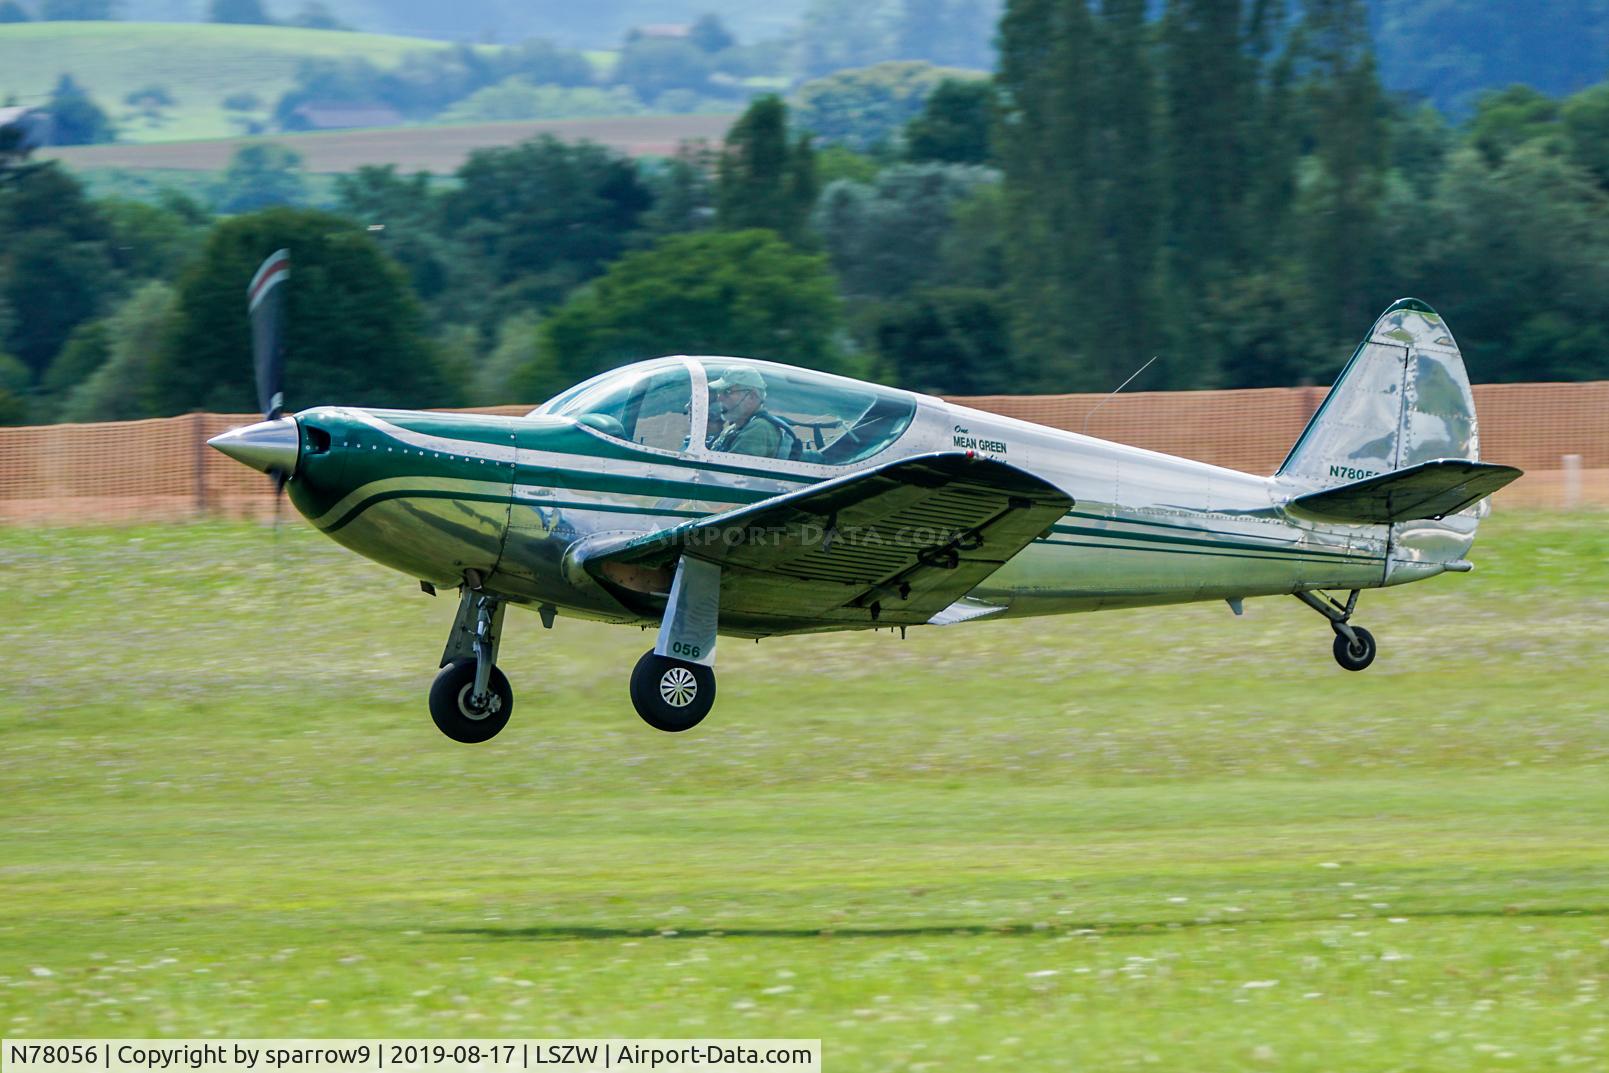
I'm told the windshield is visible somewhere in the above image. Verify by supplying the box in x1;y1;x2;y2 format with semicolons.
543;363;691;452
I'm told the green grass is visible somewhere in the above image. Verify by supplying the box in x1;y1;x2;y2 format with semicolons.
2;513;1607;1069
0;22;461;143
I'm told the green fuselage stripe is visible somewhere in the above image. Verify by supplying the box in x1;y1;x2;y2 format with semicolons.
1039;537;1385;564
1047;522;1366;561
519;499;710;520
321;479;1379;569
512;464;775;506
322;490;512;533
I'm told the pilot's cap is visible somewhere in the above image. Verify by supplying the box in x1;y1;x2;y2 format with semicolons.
709;367;766;396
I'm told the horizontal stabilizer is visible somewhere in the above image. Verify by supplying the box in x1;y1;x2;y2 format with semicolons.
1288;459;1523;524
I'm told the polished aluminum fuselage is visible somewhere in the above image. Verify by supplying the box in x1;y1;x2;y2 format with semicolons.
287;367;1475;636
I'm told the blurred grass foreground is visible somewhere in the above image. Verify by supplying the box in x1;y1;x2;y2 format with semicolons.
2;513;1607;1070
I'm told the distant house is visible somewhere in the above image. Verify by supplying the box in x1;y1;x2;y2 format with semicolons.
0;105;52;159
283;102;404;132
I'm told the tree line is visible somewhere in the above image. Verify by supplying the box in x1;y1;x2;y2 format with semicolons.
2;0;1608;426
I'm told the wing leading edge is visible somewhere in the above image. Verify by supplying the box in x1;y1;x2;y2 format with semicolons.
583;452;1073;630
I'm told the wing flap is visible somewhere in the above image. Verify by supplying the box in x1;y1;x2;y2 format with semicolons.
1288;459;1523;524
585;453;1072;627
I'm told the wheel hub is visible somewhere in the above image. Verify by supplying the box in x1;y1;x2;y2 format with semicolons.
659;666;699;708
456;684;502;720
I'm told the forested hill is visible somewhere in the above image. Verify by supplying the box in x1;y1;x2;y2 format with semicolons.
1371;0;1609;114
112;1;1609;115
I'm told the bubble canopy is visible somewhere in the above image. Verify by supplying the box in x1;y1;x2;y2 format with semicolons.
532;356;917;466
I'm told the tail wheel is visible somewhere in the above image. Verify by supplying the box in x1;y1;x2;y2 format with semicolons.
429;658;513;743
1332;626;1377;672
630;650;715;732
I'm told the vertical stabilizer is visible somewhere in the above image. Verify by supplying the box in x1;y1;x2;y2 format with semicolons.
1278;299;1478;488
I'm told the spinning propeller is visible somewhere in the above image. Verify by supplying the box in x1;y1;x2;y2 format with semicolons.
206;250;299;492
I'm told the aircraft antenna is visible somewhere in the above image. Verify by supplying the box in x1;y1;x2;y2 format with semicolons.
1082;355;1158;436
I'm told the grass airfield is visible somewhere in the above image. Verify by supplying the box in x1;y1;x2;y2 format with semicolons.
2;514;1606;1070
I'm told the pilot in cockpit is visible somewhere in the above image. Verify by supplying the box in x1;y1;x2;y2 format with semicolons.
708;368;800;459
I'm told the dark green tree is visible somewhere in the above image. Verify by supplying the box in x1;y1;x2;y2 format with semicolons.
287;2;348;30
213;143;308;213
98;196;207;282
641;140;717;237
1414;145;1609;383
688;13;736;53
873;286;1011;394
334;164;450;300
208;0;271;24
150;207;454;414
792;61;969;152
47;75;115;145
905;77;994;164
1468;85;1564;167
1388;99;1454;199
1151;0;1301;386
513;230;845;399
1562;82;1609;188
814;163;998;301
41;319;111;405
936;181;1007;289
0;163;114;375
0;388;26;427
1294;0;1389;340
997;0;1097;388
611;38;713;102
0;2;32;22
1083;0;1160;388
440;135;653;309
716;95;817;244
58;281;177;422
1158;1;1265;325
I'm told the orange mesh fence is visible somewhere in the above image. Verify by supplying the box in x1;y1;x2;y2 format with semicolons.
3;383;1605;525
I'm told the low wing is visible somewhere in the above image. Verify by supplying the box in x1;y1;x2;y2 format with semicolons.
1289;459;1523;524
584;452;1072;629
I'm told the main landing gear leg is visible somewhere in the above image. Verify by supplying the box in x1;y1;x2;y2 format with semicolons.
631;556;719;733
1294;588;1377;671
429;581;513;742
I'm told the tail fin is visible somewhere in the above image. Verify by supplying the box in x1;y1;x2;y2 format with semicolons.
1278;298;1478;488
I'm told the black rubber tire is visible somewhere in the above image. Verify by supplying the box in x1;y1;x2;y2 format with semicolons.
1332;625;1377;672
630;650;716;733
429;658;513;743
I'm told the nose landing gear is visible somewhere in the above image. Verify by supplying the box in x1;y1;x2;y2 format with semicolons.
430;658;513;742
429;584;514;742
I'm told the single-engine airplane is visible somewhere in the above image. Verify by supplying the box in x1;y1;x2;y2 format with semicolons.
211;250;1522;742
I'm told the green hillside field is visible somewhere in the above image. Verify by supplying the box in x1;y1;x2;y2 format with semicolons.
1;512;1606;1069
0;21;471;143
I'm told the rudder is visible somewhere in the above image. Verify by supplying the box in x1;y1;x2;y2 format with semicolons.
1278;298;1478;488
